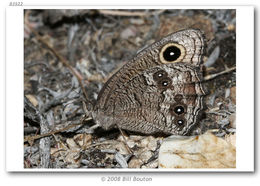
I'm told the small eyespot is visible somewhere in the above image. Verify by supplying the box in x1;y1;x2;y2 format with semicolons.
174;105;185;115
169;103;186;116
176;119;185;125
153;70;168;81
158;77;172;89
162;81;169;86
158;73;163;77
174;117;186;127
173;117;186;129
159;43;185;64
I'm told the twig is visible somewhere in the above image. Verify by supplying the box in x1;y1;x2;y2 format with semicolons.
38;114;51;168
24;118;92;143
24;126;38;135
117;125;133;154
204;66;236;81
115;152;128;168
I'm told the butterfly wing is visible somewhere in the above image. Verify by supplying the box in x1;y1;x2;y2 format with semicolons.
93;29;206;135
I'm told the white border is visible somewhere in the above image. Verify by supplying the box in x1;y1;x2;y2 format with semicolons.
5;6;254;172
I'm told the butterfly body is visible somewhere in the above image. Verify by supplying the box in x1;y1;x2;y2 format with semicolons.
92;29;206;135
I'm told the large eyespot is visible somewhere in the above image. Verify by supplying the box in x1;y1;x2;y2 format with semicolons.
163;46;180;61
153;70;168;81
159;43;185;64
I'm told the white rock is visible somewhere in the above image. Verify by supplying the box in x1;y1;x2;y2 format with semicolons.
159;132;236;168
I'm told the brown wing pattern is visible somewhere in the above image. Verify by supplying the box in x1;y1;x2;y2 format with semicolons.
92;29;206;135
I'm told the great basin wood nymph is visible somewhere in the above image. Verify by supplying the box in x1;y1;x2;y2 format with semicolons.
89;29;206;136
